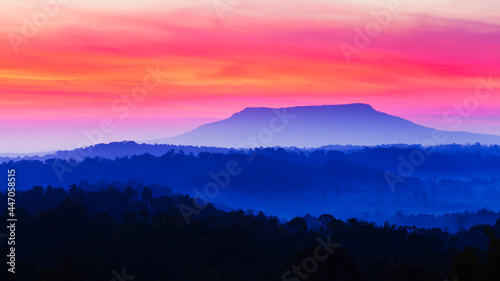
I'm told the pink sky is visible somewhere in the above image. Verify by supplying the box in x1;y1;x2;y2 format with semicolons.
0;0;499;152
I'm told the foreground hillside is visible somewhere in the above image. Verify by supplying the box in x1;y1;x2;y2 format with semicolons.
1;185;499;281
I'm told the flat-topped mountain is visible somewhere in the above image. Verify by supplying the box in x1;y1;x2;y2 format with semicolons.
152;104;500;147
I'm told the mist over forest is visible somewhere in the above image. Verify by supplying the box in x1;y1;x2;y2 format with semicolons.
3;143;500;232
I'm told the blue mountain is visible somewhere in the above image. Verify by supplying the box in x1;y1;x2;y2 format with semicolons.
152;103;500;147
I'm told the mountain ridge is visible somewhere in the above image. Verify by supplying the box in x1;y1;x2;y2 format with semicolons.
151;103;500;147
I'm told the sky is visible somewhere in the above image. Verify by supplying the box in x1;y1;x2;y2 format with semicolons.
0;0;499;152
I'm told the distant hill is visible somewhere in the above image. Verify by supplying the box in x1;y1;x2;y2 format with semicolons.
151;104;500;147
0;142;233;164
2;104;500;164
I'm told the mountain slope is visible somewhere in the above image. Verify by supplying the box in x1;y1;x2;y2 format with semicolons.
151;104;500;147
